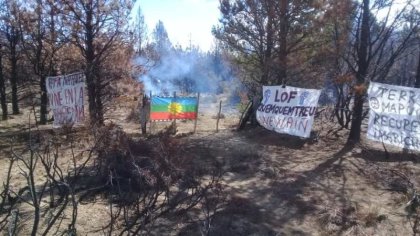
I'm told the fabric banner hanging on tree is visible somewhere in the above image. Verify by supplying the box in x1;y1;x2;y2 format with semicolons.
150;96;198;121
256;85;321;138
367;82;420;150
46;72;85;127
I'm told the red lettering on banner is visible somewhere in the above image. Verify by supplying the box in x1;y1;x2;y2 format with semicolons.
64;88;74;104
47;73;85;126
79;87;84;103
257;115;309;134
53;92;62;106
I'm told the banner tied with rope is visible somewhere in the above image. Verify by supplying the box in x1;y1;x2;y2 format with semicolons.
367;82;420;150
256;85;321;138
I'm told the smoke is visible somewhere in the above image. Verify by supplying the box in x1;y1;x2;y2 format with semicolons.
136;47;239;97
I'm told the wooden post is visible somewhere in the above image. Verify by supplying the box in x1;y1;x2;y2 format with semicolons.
149;91;152;134
172;91;177;128
216;100;222;132
140;95;147;134
193;92;200;133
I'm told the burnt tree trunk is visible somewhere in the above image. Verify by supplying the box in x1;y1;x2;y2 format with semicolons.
37;2;47;124
261;1;274;85
37;0;47;125
0;45;7;120
277;0;288;85
84;4;102;124
86;68;97;123
140;95;150;134
95;74;104;124
10;38;19;114
347;0;370;144
415;48;420;89
39;75;48;124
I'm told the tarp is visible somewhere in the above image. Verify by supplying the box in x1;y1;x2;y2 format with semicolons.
367;82;420;150
256;85;321;138
46;73;85;127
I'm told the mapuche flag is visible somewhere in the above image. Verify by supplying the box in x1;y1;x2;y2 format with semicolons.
150;97;198;120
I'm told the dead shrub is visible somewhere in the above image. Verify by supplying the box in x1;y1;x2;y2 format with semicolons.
90;123;225;234
317;205;359;234
317;204;387;235
361;207;386;227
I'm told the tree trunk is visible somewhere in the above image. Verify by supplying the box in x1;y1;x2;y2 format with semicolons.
84;3;104;125
10;44;19;114
140;95;149;134
347;0;370;144
39;75;48;124
415;48;420;89
95;76;104;124
36;0;48;125
261;1;274;85
0;47;7;120
86;72;97;123
85;4;98;124
348;94;364;142
250;96;260;125
277;0;288;85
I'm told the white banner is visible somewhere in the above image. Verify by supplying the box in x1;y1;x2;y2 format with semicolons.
46;73;85;127
367;82;420;150
256;85;321;138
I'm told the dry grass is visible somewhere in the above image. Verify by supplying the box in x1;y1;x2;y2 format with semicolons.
2;90;420;235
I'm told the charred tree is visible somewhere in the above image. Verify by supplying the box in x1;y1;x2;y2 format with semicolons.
6;24;20;115
0;1;24;116
277;0;288;85
140;95;150;134
415;48;420;88
262;1;275;85
62;0;131;125
345;0;417;143
347;0;370;144
84;5;100;124
0;1;23;115
34;0;48;124
19;0;63;124
0;44;7;120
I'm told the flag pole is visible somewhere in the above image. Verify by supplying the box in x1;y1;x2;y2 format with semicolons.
173;91;177;128
149;91;152;134
216;100;222;132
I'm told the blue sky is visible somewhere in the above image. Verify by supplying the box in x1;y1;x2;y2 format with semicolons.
133;0;220;52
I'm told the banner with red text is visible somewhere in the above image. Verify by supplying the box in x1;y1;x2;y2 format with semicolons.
256;86;321;138
367;82;420;150
46;73;85;127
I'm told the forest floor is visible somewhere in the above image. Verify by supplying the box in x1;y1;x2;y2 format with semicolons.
1;94;420;235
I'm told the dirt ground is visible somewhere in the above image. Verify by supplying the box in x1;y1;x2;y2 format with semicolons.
1;96;420;235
